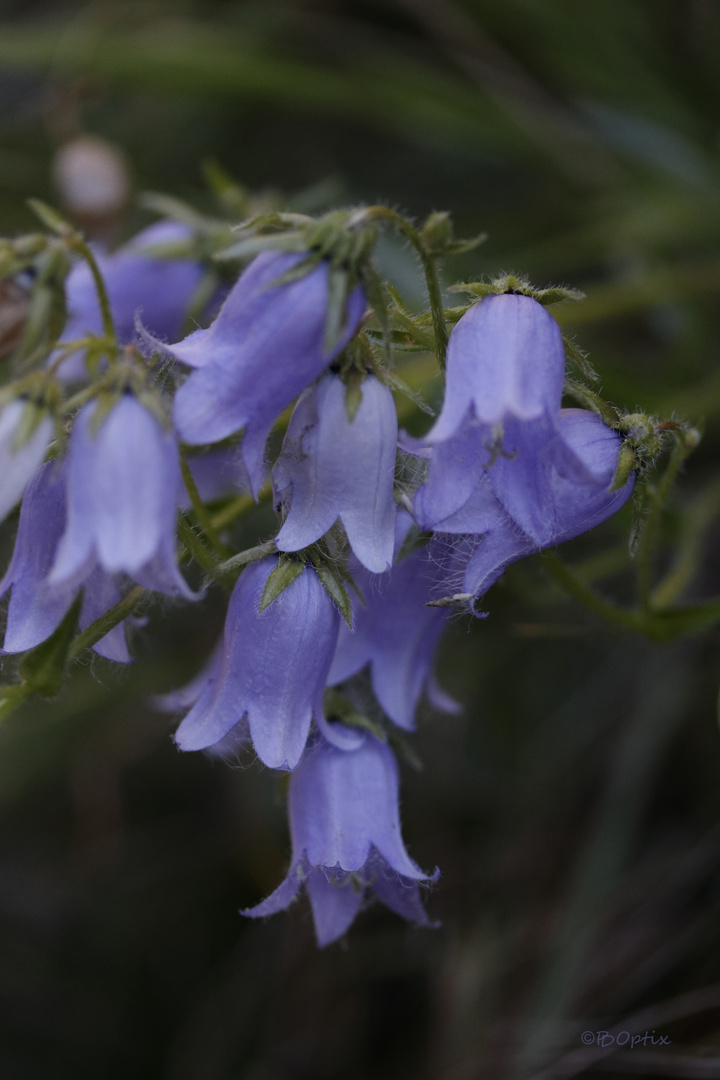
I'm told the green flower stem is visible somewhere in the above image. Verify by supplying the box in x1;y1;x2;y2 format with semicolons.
637;435;694;614
543;550;646;635
177;514;220;574
209;483;272;530
348;205;448;368
651;475;720;609
68;585;146;660
0;684;33;724
179;449;231;558
70;237;119;361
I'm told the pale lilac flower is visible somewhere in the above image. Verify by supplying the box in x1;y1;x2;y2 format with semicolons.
158;251;365;496
57;220;204;380
243;732;437;946
50;394;194;599
175;557;339;770
328;513;459;730
0;399;53;523
274;373;397;572
0;461;130;661
416;409;635;601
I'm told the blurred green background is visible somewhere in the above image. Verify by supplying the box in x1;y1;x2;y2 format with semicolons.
2;1;720;1077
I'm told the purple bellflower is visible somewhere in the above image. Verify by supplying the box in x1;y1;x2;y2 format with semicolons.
243;732;437;946
57;221;204;380
424;294;598;543
0;460;130;661
415;409;635;601
0;399;53;523
155;251;365;497
328;513;459;730
49;394;195;599
274;373;397;573
174;556;340;770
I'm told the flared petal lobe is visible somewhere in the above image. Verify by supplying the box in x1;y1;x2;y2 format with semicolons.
429;294;565;441
275;374;397;572
175;557;339;770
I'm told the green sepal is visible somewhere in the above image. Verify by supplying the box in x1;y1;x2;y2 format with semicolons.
213;540;277;582
610;441;638;492
323;265;352;355
419;211;487;258
324;692;388;742
386;283;437;352
372;366;435;416
448;275;584;306
201;159;251;219
344;369;364;423
27;198;74;237
395;523;432;564
18;595;82;697
563;336;599;383
563;378;618;426
311;556;353;628
138;191;220;231
260;554;305;611
214;231;308;262
359;263;392;364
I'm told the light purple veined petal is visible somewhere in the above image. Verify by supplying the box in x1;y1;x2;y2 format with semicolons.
175;558;339;769
413;414;491;530
0;403;53;524
326;616;373;686
171;251;366;447
78;567;130;662
48;410;96;584
488;414;562;546
204;716;251;760
429;294;565;441
460;519;535;599
290;734;428;879
242;859;305;918
132;539;201;601
275;375;397;573
306;867;364;946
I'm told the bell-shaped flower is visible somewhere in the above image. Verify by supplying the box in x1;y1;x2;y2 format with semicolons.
49;393;195;599
174;556;339;770
416;409;635;601
274;373;397;573
0;460;131;661
243;732;437;946
429;293;566;442
0;399;53;524
56;220;204;380
155;251;365;497
328;513;459;731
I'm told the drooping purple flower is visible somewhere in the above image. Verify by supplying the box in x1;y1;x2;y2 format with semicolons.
0;460;131;661
57;221;204;380
416;409;635;601
328;513;459;731
243;732;437;946
0;399;53;523
274;373;397;572
50;394;195;599
175;556;339;770
156;251;365;497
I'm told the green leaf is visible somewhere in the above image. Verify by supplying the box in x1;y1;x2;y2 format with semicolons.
19;595;81;697
214;540;277;579
27;198;73;236
260;555;304;611
323;265;351;355
375;366;435;416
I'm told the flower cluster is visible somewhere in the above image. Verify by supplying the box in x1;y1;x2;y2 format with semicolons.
0;200;649;945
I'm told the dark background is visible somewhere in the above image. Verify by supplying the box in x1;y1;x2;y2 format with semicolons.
1;2;720;1077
